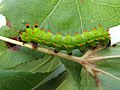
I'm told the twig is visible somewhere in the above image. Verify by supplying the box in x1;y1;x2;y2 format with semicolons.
86;55;120;62
81;46;105;59
0;36;83;64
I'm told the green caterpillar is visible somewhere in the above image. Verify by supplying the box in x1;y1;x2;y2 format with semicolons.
20;24;111;55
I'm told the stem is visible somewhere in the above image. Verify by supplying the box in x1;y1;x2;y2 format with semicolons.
0;36;83;64
87;55;120;62
81;46;105;59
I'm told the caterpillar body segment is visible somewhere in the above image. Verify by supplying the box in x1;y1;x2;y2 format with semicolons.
20;24;111;54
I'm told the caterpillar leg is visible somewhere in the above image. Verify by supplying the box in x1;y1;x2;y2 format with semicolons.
66;48;73;55
75;44;86;54
54;46;61;53
54;50;59;53
68;52;72;55
31;41;38;49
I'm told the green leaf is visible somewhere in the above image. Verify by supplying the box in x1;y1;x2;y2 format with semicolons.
31;65;66;90
97;45;120;76
80;68;120;90
35;66;67;90
0;26;19;38
61;59;82;89
0;0;120;90
80;69;99;90
98;74;120;90
96;45;120;90
0;41;45;69
0;65;66;90
80;45;120;90
56;75;80;90
1;0;120;33
0;70;50;90
11;55;62;73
